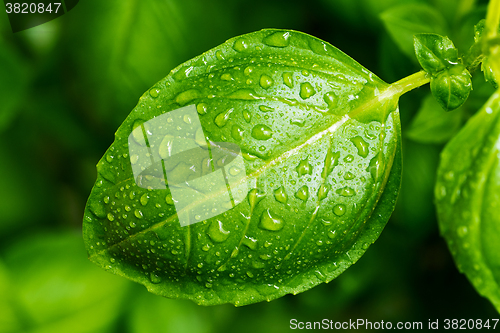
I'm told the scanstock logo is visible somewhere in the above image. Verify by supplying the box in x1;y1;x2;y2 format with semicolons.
128;104;248;227
3;0;79;33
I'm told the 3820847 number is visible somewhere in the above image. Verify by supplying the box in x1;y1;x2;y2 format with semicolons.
443;319;499;330
5;3;62;14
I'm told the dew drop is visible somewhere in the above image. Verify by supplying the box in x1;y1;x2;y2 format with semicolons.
259;74;274;89
215;108;234;127
243;109;252;123
197;103;208;115
229;165;242;176
296;158;313;177
259;105;274;112
290;118;305;127
166;194;175;205
350;136;369;158
221;73;233;81
333;204;346;216
367;153;384;180
173;65;194;81
208;220;230;243
244;66;254;75
295;185;309;201
322;150;340;178
300;82;316;99
274;186;288;204
248;189;266;210
183;114;192;124
233;38;249;52
343;172;355;180
328;230;337;239
436;185;447;200
140;193;149;206
283;72;294;88
150;272;162;284
259;209;284;231
215;50;225;60
308;38;330;55
107;213;115;222
131;119;147;146
89;200;106;218
336;187;355;197
260;254;271;260
252;260;266;269
317;184;330;201
262;31;290;47
251;124;273;140
225;89;263;100
231;125;244;141
324;91;337;108
130;154;139;164
457;226;468;238
444;171;455;181
129;221;137;228
149;87;160;98
175;89;202;106
344;154;354;163
159;135;175;159
134;209;144;219
242;235;258;250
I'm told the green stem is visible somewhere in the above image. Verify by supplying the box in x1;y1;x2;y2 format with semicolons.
387;70;431;97
486;0;500;40
485;0;500;81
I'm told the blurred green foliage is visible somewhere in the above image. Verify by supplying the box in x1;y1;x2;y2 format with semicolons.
0;0;498;332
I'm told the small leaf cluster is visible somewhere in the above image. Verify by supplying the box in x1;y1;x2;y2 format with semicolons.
414;33;472;111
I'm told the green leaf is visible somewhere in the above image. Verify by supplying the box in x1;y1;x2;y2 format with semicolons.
128;291;213;333
472;18;500;88
2;232;132;333
435;90;500;313
0;37;29;132
83;29;403;306
406;94;464;144
413;33;458;73
482;57;499;89
430;64;472;111
381;3;448;59
0;259;20;333
63;0;229;125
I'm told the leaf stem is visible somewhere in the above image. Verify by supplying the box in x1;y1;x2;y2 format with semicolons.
485;0;500;81
486;0;500;40
387;70;431;97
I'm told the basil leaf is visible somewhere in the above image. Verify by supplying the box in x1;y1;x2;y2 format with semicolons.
472;19;500;88
430;64;472;111
0;259;20;332
413;33;458;74
83;29;403;306
406;94;464;144
381;3;448;59
2;232;131;332
0;37;29;132
435;90;500;313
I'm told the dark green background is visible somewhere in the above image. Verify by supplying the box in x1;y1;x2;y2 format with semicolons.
0;0;497;332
